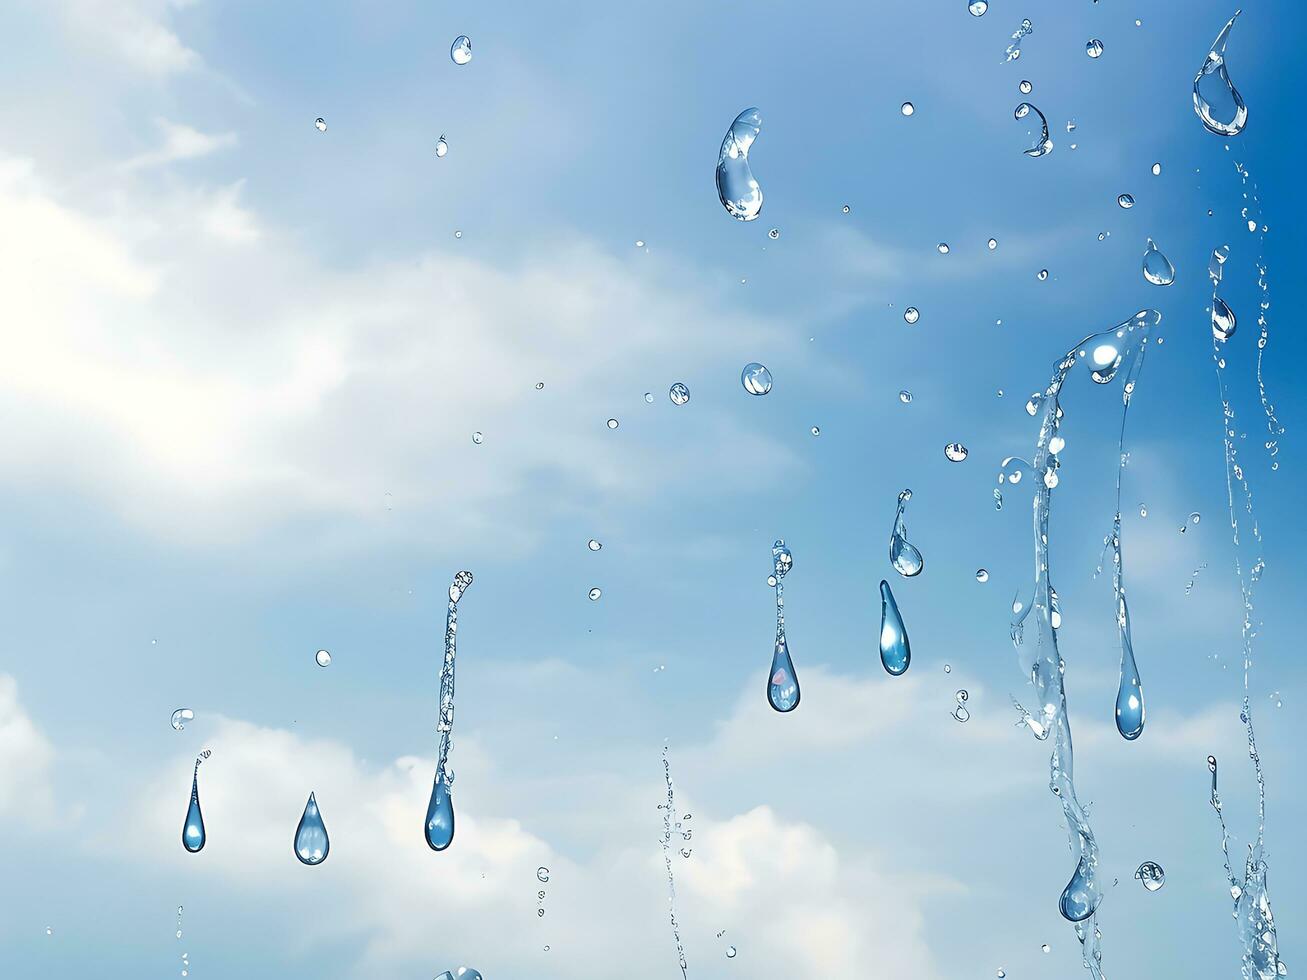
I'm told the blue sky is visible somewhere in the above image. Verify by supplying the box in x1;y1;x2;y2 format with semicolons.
0;0;1303;977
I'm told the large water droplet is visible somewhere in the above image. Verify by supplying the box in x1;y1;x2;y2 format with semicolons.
741;362;773;395
294;792;330;865
889;489;924;577
1135;860;1166;891
767;636;800;712
450;36;472;66
1213;296;1238;340
878;580;911;676
1086;38;1104;58
171;708;194;731
716;108;764;221
1059;854;1103;921
425;772;456;850
1193;12;1248;137
1115;614;1146;740
669;382;690;405
1142;239;1176;285
181;770;205;853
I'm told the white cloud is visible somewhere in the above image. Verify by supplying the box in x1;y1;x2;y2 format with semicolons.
120;119;238;171
0;675;55;819
53;0;201;75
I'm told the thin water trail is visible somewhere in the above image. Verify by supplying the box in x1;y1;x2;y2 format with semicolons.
427;570;473;851
766;540;800;712
1207;252;1285;979
660;749;689;979
1007;309;1161;978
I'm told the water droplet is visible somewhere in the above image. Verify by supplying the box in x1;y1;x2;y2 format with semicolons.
1139;503;1149;517
181;766;206;853
879;580;911;676
898;390;913;404
471;431;484;445
952;689;971;723
1118;193;1135;209
889;489;924;577
293;792;330;865
1037;269;1049;280
1134;860;1166;891
454;230;462;239
607;418;619;429
1086;38;1104;58
588;587;602;601
170;708;194;731
644;392;654;403
1152;162;1162;175
968;0;988;15
1013;101;1054;157
425;772;455;850
937;242;950;254
1115;625;1146;740
1212;296;1238;341
716;108;764;221
1005;18;1033;62
1019;79;1033;94
841;204;851;214
741;362;773;395
1142;238;1176;285
435;135;448;158
315;649;332;667
536;866;550;882
944;442;969;462
450;36;472;65
1193;12;1248;136
587;539;602;551
904;307;920;324
901;101;915;116
768;227;780;240
810;426;821;437
976;568;990;583
1041;944;1051;953
1059;854;1103;921
669;382;690;405
988;237;998;250
314;117;327;132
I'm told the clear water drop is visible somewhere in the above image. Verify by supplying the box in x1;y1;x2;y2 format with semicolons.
878;580;911;676
170;708;194;731
952;689;971;723
1059;854;1103;921
644;392;654;403
716;108;764;221
1135;860;1166;891
1193;12;1248;137
766;541;800;712
1014;101;1054;157
937;242;950;254
314;117;327;132
904;307;920;324
768;227;780;240
741;362;773;395
1037;269;1049;280
1212;296;1238;340
315;649;331;667
944;442;969;462
537;866;550;882
1142;238;1176;285
425;772;455;850
976;568;989;583
901;101;915;116
988;237;998;249
1152;162;1162;175
889;489;924;577
606;418;619;429
898;390;913;404
293;792;330;865
450;36;472;65
841;204;851;214
969;0;988;14
810;426;820;437
471;431;483;445
1118;193;1135;209
435;134;448;158
588;587;602;601
1086;38;1104;58
587;539;602;551
1019;79;1032;94
669;382;690;405
181;767;206;853
1115;610;1146;740
726;946;738;958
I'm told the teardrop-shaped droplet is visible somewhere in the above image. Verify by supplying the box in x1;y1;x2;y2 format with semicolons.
425;772;456;850
1212;296;1237;340
181;771;206;853
878;580;911;676
1115;628;1146;740
1193;12;1248;137
435;134;449;158
1058;854;1103;922
716;108;764;221
450;35;472;66
293;792;330;866
767;636;800;712
889;489;924;577
1142;238;1176;286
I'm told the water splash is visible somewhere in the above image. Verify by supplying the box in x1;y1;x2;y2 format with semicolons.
766;540;800;712
1014;102;1053;157
878;580;911;676
427;570;473;850
1142;239;1176;286
889;489;924;577
293;792;330;866
181;749;211;853
1004;18;1033;63
716;108;764;221
660;749;689;979
1007;309;1162;976
1193;12;1248;137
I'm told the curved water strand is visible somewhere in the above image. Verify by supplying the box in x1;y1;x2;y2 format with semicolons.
1008;309;1161;977
427;570;473;850
1193;12;1248;137
293;792;330;866
716;108;764;221
181;749;211;853
766;540;800;712
1004;18;1033;63
878;580;910;675
889;489;924;577
660;750;689;979
1014;102;1053;157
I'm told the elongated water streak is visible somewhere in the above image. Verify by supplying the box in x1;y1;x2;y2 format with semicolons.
660;749;689;979
427;570;473;851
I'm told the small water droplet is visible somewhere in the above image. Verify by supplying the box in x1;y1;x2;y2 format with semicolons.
1151;162;1162;175
1086;38;1104;58
669;382;690;405
741;362;773;395
901;101;915;116
879;580;911;676
537;867;550;883
1037;269;1049;280
768;227;780;240
1142;238;1176;285
726;945;738;958
293;792;330;865
588;587;602;601
644;392;654;403
1118;193;1135;209
1134;860;1166;891
944;442;969;462
810;426;821;437
450;36;473;65
937;242;950;254
170;708;194;731
1019;79;1033;94
988;237;998;250
968;0;988;15
904;307;920;324
841;204;851;214
314;117;327;132
606;418;619;429
952;689;971;723
435;135;448;158
588;539;602;551
716;108;764;221
471;431;484;445
315;649;332;667
976;569;989;583
898;390;913;404
1042;944;1051;953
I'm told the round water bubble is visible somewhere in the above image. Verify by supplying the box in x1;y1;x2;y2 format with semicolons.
171;708;194;731
1037;269;1049;281
1152;162;1162;176
1117;193;1135;209
741;362;773;395
901;102;915;116
588;587;602;601
450;36;472;65
315;649;332;667
976;569;989;583
669;382;690;405
1134;861;1166;891
1086;38;1104;58
435;135;448;158
606;418;619;429
314;117;327;132
1019;79;1032;94
937;242;950;254
898;390;913;404
768;227;780;240
944;442;969;462
644;392;654;403
472;431;483;444
810;426;821;437
988;237;998;250
903;307;920;324
841;204;851;214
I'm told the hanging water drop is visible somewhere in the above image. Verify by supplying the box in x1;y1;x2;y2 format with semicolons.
1142;238;1176;286
450;36;472;65
1059;854;1103;921
766;540;800;712
715;108;764;221
293;792;330;865
741;362;773;395
1115;604;1146;740
1193;12;1248;137
878;580;911;676
181;757;208;853
889;489;924;577
425;771;455;850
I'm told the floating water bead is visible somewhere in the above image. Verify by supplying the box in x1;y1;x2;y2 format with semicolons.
741;362;773;395
976;569;989;583
1135;860;1166;891
315;649;332;667
969;0;988;14
1152;162;1162;175
588;539;602;551
901;102;915;116
450;36;472;65
903;307;920;324
1019;79;1032;94
1086;38;1104;58
944;443;969;462
1142;239;1176;286
716;108;764;221
1118;193;1135;209
669;382;690;405
588;588;602;601
472;431;484;444
768;227;780;240
898;390;913;404
293;792;330;865
314;117;327;132
435;135;448;158
171;708;194;731
606;418;619;429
